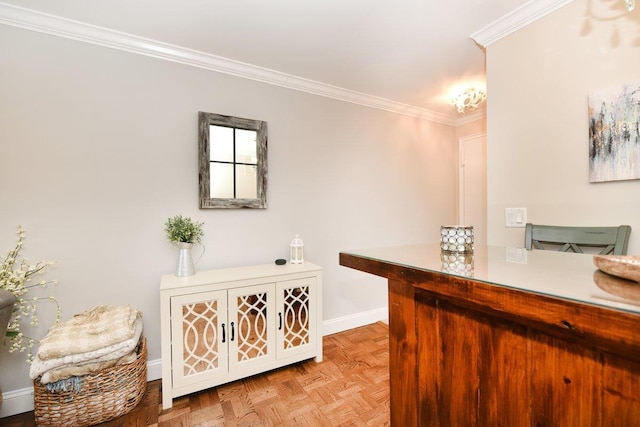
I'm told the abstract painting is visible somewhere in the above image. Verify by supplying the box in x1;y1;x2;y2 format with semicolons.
588;81;640;182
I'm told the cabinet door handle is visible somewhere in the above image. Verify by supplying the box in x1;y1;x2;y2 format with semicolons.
222;323;226;343
278;312;283;330
231;321;235;342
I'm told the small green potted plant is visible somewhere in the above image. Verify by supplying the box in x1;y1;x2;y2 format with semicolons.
165;215;204;276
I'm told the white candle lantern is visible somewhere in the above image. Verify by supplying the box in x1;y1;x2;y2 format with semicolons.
290;235;304;264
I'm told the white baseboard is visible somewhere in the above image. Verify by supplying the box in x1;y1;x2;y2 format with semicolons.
322;306;388;336
147;358;162;382
0;387;34;419
0;307;388;418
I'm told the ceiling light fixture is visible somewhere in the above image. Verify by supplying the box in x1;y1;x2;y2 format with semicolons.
450;88;487;114
625;0;635;11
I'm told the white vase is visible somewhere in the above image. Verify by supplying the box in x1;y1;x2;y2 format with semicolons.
175;242;196;277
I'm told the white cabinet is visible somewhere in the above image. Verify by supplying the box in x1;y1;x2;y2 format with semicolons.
160;263;322;409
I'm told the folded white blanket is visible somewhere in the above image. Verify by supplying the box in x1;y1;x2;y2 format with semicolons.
30;319;143;380
40;349;138;384
37;305;141;360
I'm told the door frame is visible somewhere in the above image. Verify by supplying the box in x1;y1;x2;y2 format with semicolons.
458;131;487;225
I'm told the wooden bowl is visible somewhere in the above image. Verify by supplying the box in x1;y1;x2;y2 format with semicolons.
593;270;640;301
593;255;640;283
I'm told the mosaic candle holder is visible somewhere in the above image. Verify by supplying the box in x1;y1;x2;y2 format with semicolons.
440;225;474;254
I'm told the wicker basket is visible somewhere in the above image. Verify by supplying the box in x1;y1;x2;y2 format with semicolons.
33;337;147;427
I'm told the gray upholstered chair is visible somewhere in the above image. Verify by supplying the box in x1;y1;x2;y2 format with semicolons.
525;223;631;255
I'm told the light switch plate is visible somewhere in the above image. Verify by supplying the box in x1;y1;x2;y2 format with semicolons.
506;247;528;264
505;207;527;228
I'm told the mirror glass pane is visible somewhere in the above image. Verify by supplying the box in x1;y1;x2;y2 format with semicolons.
210;163;234;198
181;301;219;375
210;125;234;162
236;164;258;199
283;286;310;349
236;293;268;361
235;129;257;163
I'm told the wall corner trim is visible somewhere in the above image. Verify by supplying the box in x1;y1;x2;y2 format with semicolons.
0;2;457;126
471;0;575;47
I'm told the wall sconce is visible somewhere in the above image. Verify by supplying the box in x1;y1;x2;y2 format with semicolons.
450;88;487;113
290;235;304;264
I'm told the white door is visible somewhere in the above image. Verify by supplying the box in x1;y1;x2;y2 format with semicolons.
459;133;487;246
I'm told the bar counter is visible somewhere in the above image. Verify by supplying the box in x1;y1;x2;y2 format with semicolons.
340;243;640;426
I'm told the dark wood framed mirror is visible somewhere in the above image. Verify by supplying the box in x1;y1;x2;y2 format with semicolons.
198;112;267;209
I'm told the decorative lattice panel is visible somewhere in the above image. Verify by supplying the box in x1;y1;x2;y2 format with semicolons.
182;300;219;376
236;292;268;361
283;286;310;349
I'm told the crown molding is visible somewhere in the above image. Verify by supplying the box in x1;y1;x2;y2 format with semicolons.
471;0;575;47
0;2;458;126
456;108;486;126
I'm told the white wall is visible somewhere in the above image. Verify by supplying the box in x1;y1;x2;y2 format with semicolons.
0;24;458;396
486;0;640;254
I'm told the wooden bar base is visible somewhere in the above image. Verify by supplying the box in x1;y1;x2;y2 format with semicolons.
340;250;640;426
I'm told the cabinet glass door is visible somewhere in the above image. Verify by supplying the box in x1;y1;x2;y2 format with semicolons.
228;283;276;372
171;290;228;388
277;278;316;359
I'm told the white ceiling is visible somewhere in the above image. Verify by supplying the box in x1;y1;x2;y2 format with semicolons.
1;0;566;122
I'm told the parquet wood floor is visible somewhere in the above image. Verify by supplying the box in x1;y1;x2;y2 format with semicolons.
1;322;390;427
